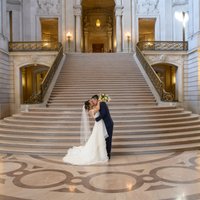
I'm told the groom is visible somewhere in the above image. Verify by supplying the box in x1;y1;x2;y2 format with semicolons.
90;95;114;159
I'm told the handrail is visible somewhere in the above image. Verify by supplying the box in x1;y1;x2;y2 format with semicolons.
41;43;63;100
136;44;174;101
137;41;188;51
9;41;60;52
25;43;63;104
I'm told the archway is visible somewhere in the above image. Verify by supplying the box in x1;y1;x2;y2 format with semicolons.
82;0;115;53
152;63;178;101
20;65;49;104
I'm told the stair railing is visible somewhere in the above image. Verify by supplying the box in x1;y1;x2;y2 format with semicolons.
25;43;63;104
136;44;174;101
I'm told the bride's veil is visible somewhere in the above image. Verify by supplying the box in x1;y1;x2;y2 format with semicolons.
80;105;91;145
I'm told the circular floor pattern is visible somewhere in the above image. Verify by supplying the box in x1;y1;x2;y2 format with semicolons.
13;169;73;189
84;172;142;193
152;166;200;184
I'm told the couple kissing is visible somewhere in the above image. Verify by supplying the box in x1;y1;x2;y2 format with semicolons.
63;94;114;165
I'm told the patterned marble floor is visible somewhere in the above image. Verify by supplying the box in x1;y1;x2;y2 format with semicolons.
1;151;200;200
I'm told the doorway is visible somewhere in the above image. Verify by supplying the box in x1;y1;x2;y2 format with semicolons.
152;63;178;101
20;65;49;104
82;0;115;52
139;18;156;41
92;44;104;52
40;18;58;42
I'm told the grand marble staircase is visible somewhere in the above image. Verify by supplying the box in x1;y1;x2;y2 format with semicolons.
0;53;200;156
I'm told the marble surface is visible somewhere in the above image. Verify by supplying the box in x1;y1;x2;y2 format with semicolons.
1;151;200;199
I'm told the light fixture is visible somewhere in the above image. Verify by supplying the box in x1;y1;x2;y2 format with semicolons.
174;11;189;49
96;19;101;28
126;32;131;52
66;32;72;52
66;32;72;39
175;11;189;27
126;32;131;39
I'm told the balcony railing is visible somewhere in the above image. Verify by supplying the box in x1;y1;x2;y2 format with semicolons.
9;41;61;52
137;41;188;51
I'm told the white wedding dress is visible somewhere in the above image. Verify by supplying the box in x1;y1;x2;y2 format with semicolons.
63;112;108;165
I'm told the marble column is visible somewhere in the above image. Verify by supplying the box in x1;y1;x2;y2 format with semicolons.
107;31;112;52
115;6;123;52
74;5;82;52
22;0;31;41
84;31;88;52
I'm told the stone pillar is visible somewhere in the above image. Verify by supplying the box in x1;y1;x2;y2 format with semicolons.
115;5;123;52
84;31;89;52
22;0;31;41
74;5;82;52
107;31;112;52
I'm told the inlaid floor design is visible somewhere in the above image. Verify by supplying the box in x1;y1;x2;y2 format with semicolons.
1;151;200;200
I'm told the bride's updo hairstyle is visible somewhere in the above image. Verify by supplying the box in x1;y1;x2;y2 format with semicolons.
84;100;91;111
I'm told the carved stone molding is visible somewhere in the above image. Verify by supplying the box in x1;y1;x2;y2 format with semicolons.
73;5;82;16
144;53;185;67
115;6;123;16
10;53;56;68
36;0;61;15
136;0;159;15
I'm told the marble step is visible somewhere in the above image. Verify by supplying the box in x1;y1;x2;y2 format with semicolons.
47;103;157;107
2;136;200;149
49;97;156;101
4;115;199;126
13;111;192;121
2;53;200;156
1;120;200;131
0;131;200;145
1;125;200;136
1;129;200;142
1;143;200;156
48;98;156;106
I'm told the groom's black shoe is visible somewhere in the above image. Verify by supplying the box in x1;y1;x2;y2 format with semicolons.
108;154;111;160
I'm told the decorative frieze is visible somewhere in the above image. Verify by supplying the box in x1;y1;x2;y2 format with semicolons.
73;5;82;16
36;0;61;15
136;0;159;15
115;6;123;16
144;53;185;66
10;53;56;68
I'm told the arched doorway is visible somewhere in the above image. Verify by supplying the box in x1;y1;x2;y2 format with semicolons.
152;63;178;101
82;0;115;53
20;65;49;104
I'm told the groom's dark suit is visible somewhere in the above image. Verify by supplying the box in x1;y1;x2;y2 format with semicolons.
95;102;114;159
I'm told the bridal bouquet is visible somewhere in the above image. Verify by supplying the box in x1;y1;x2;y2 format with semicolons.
99;93;111;102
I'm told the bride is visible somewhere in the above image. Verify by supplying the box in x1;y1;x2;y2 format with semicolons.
63;100;109;165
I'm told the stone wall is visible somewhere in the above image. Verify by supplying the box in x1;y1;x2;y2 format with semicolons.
0;47;14;119
184;0;200;114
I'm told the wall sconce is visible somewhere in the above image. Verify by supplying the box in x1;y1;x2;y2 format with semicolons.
175;11;189;49
126;32;131;53
96;19;101;28
66;32;72;52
